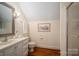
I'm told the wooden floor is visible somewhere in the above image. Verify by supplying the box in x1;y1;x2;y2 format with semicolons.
28;47;60;56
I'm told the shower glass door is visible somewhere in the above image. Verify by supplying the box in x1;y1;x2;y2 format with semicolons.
67;2;79;56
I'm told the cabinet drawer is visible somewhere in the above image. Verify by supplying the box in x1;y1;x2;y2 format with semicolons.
23;43;28;49
17;42;23;49
23;39;28;45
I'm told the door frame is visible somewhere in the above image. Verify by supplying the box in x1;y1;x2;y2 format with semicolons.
60;2;72;56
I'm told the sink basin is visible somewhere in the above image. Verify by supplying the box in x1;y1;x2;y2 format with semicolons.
0;39;14;45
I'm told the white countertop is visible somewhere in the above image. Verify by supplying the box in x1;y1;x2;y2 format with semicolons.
0;37;29;50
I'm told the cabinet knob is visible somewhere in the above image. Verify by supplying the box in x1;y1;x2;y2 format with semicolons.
14;46;17;49
78;36;79;38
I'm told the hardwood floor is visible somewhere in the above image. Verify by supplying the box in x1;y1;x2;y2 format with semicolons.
28;47;60;56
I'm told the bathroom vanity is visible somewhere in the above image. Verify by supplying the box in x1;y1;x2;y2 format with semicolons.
0;37;29;56
0;2;29;56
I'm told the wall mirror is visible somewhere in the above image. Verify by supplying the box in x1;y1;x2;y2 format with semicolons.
0;2;15;36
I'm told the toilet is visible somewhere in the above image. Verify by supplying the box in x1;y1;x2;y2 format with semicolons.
28;42;36;52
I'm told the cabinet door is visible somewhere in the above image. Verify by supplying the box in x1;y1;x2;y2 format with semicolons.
4;44;17;56
16;42;23;56
23;45;28;56
0;53;3;56
23;39;28;56
0;51;4;56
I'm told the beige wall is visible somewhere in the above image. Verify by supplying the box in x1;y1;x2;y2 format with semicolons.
29;20;60;49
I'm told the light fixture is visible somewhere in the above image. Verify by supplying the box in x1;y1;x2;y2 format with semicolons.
14;8;20;19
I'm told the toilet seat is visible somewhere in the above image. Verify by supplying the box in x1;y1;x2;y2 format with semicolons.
28;42;36;52
29;42;36;45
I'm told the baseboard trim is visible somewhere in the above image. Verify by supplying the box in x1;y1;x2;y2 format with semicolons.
60;51;67;56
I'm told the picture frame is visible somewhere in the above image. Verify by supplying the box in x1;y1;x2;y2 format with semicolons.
38;23;51;32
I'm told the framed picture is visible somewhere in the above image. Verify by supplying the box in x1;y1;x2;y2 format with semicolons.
38;23;51;32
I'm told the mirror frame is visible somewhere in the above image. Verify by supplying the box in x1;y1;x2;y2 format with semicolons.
0;2;15;37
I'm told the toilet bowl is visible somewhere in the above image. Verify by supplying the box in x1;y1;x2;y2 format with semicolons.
28;42;36;52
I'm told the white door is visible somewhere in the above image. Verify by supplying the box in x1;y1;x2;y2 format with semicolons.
67;2;79;56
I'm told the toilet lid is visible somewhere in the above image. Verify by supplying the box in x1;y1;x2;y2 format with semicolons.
29;42;36;45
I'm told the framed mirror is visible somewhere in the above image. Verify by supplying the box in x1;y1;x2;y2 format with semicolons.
0;2;15;36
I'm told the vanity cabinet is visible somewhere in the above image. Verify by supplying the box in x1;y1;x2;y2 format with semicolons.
0;37;29;56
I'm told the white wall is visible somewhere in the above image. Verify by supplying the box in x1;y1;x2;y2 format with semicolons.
29;20;60;49
19;2;60;49
19;2;60;21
